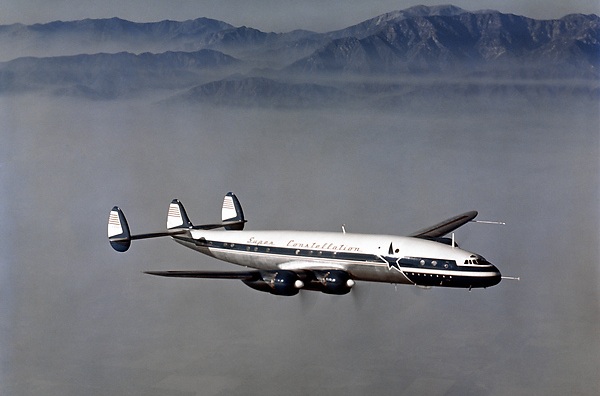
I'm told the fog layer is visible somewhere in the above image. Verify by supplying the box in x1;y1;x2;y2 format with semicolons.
1;94;598;395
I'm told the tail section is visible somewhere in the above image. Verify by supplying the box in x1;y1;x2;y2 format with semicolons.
108;193;245;252
108;204;187;252
108;207;132;252
167;199;193;229
168;194;245;231
221;192;245;230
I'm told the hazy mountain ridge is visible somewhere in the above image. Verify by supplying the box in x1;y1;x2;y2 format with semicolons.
165;75;599;109
0;49;241;98
289;12;599;76
172;76;348;107
0;5;597;105
1;17;234;44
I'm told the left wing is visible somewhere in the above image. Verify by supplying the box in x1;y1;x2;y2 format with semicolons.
409;211;478;238
144;268;354;296
144;270;260;280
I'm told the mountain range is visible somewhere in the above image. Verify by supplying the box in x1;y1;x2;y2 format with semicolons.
0;5;597;106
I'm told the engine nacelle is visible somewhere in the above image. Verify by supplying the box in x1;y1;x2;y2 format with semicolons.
320;270;355;295
242;270;303;296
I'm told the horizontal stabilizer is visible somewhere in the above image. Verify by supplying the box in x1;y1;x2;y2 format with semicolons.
130;230;187;240
108;206;187;252
409;211;478;238
188;220;247;230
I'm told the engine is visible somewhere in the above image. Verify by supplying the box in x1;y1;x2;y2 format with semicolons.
317;270;355;295
242;270;304;296
241;270;355;296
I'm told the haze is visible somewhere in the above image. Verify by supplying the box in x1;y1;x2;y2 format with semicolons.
1;90;598;394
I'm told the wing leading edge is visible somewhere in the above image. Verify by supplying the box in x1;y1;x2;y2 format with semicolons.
409;211;478;238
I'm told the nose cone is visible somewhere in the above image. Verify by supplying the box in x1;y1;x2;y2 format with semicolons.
487;264;502;287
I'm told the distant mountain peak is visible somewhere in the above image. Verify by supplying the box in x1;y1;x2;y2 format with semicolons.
290;7;600;77
401;4;467;16
326;4;470;40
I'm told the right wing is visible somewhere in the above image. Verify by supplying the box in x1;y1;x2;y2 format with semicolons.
408;211;478;238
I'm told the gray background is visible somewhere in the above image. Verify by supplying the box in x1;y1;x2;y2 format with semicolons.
1;94;598;395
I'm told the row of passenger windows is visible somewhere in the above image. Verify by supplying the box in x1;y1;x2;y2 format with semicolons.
409;273;452;279
223;243;328;256
416;259;450;269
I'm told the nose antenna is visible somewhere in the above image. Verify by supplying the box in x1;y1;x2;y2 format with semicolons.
501;276;521;281
472;219;506;225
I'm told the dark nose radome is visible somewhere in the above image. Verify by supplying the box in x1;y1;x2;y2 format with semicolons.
489;265;502;287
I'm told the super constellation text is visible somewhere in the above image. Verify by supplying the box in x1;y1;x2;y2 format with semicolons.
246;237;360;252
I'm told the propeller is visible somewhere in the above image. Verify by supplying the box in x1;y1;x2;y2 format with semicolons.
350;281;371;310
298;289;319;313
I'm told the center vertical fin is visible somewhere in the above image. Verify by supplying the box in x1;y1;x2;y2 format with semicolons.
221;192;245;230
167;199;193;229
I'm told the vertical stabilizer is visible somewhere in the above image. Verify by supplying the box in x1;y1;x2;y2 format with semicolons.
221;192;245;230
167;199;193;229
108;207;131;252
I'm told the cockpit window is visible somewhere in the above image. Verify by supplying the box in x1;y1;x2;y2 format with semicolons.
463;256;489;265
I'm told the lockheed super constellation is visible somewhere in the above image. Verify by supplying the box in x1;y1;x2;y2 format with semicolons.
108;193;506;295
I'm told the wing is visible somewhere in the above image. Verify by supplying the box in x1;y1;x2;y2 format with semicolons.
144;270;261;280
408;211;478;238
144;267;354;295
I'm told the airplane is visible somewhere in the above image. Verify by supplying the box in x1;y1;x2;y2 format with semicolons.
107;192;503;296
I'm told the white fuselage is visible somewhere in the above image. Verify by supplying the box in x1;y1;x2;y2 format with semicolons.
172;229;501;288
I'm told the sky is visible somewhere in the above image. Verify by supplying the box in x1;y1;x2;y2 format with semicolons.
2;0;599;32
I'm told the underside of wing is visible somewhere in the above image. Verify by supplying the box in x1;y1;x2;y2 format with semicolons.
409;211;478;238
